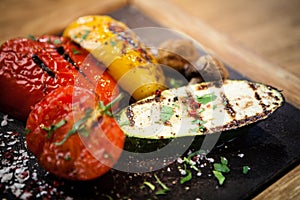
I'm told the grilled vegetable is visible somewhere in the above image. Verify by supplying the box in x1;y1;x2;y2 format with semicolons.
25;86;125;181
0;35;118;120
118;80;284;140
63;15;166;100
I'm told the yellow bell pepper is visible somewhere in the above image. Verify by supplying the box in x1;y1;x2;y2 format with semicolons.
63;15;166;100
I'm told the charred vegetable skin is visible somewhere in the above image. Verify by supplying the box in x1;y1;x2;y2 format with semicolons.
63;15;166;100
0;35;118;120
25;86;125;181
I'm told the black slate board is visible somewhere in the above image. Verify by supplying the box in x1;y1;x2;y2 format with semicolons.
1;5;300;200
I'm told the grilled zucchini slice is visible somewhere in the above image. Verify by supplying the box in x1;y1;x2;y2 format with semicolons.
117;80;284;140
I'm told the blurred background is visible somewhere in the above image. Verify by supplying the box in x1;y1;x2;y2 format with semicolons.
0;0;299;78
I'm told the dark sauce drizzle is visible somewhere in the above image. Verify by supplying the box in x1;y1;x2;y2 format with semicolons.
32;55;56;78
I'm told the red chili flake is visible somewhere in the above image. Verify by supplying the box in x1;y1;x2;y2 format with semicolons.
155;89;162;102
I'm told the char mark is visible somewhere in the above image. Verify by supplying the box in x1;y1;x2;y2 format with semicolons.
32;55;56;78
221;92;236;117
56;46;87;78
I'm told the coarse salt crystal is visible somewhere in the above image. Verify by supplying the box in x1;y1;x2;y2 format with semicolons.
177;157;184;164
197;172;202;177
180;169;187;176
238;153;244;158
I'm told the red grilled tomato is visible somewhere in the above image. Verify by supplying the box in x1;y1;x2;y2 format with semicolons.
25;85;125;181
0;35;117;121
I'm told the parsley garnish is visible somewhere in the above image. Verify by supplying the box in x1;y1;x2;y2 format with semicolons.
243;166;250;174
213;170;225;185
213;156;230;185
28;35;36;41
160;106;174;122
53;39;61;44
81;30;90;41
24;128;31;136
72;48;82;55
64;155;71;161
41;119;67;139
154;174;170;195
187;149;206;160
143;181;156;191
196;93;217;105
183;157;200;171
180;164;192;184
54;94;123;146
55;109;93;146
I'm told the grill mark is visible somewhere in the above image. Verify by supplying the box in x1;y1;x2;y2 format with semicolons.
196;81;223;91
32;55;56;78
221;92;236;117
255;91;269;115
56;46;88;79
126;105;135;126
211;111;271;132
248;82;269;115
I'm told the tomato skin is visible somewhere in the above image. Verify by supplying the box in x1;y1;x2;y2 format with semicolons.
26;86;124;181
0;35;117;120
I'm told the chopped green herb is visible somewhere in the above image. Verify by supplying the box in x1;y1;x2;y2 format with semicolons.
243;166;250;174
213;156;230;185
213;104;217;110
213;163;230;173
81;30;90;41
72;48;82;55
196;93;217;105
192;119;207;125
180;169;192;184
155;189;169;195
213;170;225;185
64;155;71;161
220;156;228;165
143;181;156;191
110;40;116;46
213;156;230;173
28;34;36;41
160;106;174;122
24;128;31;136
53;39;61;44
55;109;93;146
154;174;170;195
183;157;199;171
41;119;67;139
187;149;206;160
199;125;206;132
98;93;124;117
103;194;113;200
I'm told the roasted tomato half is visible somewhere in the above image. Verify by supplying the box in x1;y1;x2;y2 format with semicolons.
0;35;117;120
25;85;125;181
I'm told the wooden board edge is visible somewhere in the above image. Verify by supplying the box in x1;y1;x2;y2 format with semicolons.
253;164;300;200
130;0;300;110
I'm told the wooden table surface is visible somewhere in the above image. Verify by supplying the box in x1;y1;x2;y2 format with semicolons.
0;0;299;199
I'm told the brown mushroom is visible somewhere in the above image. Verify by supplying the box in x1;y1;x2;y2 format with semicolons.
186;55;229;84
156;39;199;71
